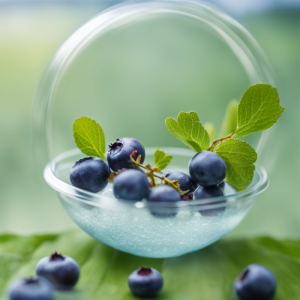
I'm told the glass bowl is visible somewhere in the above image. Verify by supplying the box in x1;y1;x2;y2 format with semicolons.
33;0;275;258
44;148;268;258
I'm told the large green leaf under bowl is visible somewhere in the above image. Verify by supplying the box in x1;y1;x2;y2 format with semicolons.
44;147;268;258
0;231;299;300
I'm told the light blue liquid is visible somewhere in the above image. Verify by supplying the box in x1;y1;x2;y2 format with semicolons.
60;183;254;258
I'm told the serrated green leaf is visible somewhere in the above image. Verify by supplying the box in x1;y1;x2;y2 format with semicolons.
219;99;238;137
165;111;210;152
204;122;216;140
1;231;300;300
214;139;257;191
235;84;284;137
154;149;173;171
73;117;106;160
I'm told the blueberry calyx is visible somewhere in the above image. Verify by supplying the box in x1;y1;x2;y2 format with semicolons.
239;269;249;281
107;137;145;172
50;252;65;262
24;278;39;285
137;267;152;276
108;139;123;155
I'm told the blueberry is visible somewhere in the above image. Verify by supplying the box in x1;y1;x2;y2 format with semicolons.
193;186;225;216
148;185;181;202
128;267;163;298
107;138;145;172
164;171;197;195
8;277;53;300
235;264;277;300
189;151;226;186
193;185;224;200
36;252;80;290
113;169;149;201
70;157;110;193
147;185;181;217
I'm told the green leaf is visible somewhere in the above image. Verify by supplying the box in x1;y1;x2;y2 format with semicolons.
73;117;106;160
235;84;284;137
204;122;216;140
219;99;238;137
214;139;257;191
165;111;210;152
1;231;300;300
154;149;173;171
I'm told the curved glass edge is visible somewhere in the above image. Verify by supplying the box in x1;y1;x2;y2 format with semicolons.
32;0;276;176
44;147;269;210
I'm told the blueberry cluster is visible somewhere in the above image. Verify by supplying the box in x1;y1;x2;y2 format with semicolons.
8;252;80;300
70;137;231;216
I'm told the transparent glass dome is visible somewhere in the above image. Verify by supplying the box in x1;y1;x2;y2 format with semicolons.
33;0;274;258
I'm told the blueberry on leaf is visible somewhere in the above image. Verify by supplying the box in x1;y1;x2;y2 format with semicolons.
128;267;163;298
235;264;277;300
113;169;149;201
164;171;197;195
107;137;145;172
189;150;226;186
36;252;80;290
70;157;110;193
8;277;53;300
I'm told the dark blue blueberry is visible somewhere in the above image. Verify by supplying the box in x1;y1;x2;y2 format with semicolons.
147;185;181;217
36;252;80;290
164;171;197;195
128;267;163;298
193;186;225;216
235;264;277;300
189;151;226;186
113;169;149;201
8;277;53;300
107;137;145;172
70;157;110;193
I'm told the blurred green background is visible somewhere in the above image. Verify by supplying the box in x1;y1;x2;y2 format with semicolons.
0;2;299;239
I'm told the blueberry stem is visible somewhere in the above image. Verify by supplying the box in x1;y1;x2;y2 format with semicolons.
130;156;187;195
207;131;235;151
146;168;157;188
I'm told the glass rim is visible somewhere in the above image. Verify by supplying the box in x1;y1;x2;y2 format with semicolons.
44;147;269;210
